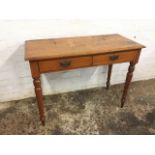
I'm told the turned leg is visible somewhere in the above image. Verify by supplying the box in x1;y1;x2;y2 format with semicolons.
106;64;113;89
33;77;45;125
121;62;136;108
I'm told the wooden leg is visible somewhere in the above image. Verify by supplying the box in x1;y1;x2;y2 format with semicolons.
106;64;113;89
121;62;136;108
33;77;45;125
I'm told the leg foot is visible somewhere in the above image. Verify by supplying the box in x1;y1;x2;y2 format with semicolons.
41;119;45;126
121;98;125;108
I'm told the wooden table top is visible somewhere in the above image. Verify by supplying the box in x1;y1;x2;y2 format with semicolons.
25;34;145;61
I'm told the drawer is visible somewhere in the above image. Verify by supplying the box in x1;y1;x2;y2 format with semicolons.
93;50;140;65
39;56;92;73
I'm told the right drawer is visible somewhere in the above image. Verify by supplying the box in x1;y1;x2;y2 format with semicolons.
93;50;140;65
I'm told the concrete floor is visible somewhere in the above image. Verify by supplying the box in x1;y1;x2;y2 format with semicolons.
0;79;155;135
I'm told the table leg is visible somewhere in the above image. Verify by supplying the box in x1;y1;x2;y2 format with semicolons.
121;62;136;108
106;64;113;89
33;77;45;125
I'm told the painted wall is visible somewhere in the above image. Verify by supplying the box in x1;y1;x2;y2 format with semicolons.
0;20;155;102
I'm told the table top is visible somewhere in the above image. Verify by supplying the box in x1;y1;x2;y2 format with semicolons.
25;34;145;61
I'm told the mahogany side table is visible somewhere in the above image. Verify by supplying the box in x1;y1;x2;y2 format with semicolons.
25;34;145;125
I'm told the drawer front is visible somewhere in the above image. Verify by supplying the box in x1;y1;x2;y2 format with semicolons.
39;56;92;73
93;50;140;65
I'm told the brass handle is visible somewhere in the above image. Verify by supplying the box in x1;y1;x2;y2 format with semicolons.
60;60;71;67
109;55;119;61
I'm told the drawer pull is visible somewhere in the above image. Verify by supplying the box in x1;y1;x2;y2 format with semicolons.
60;60;71;67
109;55;119;61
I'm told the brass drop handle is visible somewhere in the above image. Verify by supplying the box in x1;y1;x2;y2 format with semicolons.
60;60;71;67
109;55;119;61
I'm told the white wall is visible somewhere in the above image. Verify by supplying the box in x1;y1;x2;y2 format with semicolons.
0;20;155;102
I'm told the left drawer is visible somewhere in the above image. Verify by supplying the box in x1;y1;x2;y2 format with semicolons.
38;56;92;73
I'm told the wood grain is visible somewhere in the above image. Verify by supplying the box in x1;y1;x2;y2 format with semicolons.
25;34;145;61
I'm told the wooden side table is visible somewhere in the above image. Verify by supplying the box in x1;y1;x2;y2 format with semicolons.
25;34;145;125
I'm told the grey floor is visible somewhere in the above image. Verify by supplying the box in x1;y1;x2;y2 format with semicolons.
0;79;155;135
